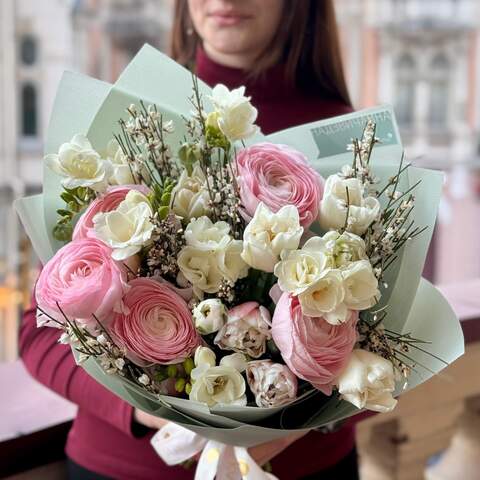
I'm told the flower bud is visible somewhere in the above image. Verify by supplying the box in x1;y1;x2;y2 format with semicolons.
193;299;227;334
194;346;216;368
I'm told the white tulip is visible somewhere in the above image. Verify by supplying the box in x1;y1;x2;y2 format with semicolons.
189;364;247;407
337;349;397;413
210;84;259;141
194;346;216;368
342;260;380;310
193;299;227;334
93;190;154;260
241;203;303;272
319;174;380;235
170;163;210;220
45;134;111;192
106;139;134;186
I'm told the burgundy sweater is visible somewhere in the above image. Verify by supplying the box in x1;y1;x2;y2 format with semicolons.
19;50;355;480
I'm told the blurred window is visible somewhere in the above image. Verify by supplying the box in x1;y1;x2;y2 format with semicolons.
21;84;38;137
395;53;416;128
20;36;37;66
428;53;450;129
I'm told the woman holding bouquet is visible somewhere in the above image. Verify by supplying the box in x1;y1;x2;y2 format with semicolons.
20;0;357;478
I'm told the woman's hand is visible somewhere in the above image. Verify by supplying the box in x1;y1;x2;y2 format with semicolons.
133;408;169;431
133;409;306;467
248;431;308;466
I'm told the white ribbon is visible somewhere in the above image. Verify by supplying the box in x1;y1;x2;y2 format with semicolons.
151;423;278;480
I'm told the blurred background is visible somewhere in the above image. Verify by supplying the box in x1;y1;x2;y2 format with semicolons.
1;1;480;479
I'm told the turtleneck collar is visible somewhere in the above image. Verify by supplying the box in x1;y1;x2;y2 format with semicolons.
195;47;294;102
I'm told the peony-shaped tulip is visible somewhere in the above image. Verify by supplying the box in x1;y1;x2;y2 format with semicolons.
272;293;357;394
236;143;324;228
214;302;272;358
246;360;298;408
44;134;112;192
93;190;154;260
109;278;201;365
241;203;303;272
336;349;397;412
319;174;380;235
35;238;128;328
73;185;149;241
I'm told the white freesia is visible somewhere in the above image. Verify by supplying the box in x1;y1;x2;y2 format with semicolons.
185;217;231;251
219;353;247;373
194;346;216;368
44;134;111;192
315;231;368;268
93;190;154;260
179;217;249;297
178;247;224;296
193;299;227;334
189;364;247;407
216;239;249;284
337;349;397;413
106;139;134;185
319;174;380;235
210;84;259;141
342;260;380;310
298;269;347;323
170;163;210;220
241;203;304;272
246;360;298;408
274;237;332;295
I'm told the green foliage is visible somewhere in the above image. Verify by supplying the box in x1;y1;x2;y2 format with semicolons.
148;180;175;220
53;186;95;242
183;357;194;376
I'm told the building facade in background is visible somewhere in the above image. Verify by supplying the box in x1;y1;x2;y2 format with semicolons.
71;0;172;82
336;0;480;283
0;0;73;360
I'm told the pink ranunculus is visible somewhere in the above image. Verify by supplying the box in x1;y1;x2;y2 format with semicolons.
73;184;150;241
272;293;357;395
109;278;201;365
236;143;324;228
36;238;128;328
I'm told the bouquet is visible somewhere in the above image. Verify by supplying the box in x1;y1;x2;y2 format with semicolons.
16;45;463;479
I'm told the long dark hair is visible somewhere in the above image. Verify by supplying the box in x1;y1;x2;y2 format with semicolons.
170;0;352;107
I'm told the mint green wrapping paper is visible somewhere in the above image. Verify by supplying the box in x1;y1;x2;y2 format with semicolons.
16;44;463;448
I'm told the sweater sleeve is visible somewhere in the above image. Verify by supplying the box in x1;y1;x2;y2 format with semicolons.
19;296;136;437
